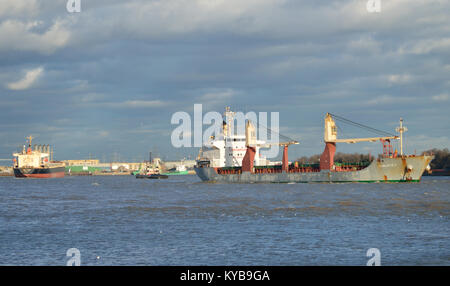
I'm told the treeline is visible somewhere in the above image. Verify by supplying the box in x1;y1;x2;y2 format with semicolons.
295;148;450;169
422;148;450;170
296;152;372;164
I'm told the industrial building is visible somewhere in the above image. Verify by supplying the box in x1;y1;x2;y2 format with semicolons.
61;158;193;175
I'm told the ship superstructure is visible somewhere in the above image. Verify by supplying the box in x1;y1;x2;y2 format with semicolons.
198;107;269;167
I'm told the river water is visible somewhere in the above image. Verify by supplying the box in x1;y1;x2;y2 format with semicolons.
0;175;448;265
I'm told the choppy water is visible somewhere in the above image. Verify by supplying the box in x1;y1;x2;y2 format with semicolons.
0;175;448;265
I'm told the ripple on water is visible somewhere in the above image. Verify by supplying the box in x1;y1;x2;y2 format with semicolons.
0;175;448;265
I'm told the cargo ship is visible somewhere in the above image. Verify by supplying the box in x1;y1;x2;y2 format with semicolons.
194;110;434;183
12;136;65;178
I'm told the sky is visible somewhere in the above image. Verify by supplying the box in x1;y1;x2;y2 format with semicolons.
0;0;449;162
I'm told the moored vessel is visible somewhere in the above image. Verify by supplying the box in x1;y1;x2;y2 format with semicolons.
12;136;65;178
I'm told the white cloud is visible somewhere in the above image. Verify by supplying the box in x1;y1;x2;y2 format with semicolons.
76;93;106;103
197;88;237;109
0;0;449;160
348;36;381;54
7;66;44;90
432;94;449;102
98;130;109;137
121;100;167;108
365;94;417;106
399;38;450;55
200;89;235;101
0;0;38;18
0;19;70;54
92;0;288;39
407;134;450;153
387;74;412;84
72;98;168;108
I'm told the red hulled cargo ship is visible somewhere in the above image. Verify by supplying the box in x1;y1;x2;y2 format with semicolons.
12;136;65;178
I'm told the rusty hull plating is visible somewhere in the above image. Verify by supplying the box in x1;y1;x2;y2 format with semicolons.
194;155;434;183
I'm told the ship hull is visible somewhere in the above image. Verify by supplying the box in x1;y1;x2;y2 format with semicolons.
14;166;65;178
161;171;189;175
195;156;434;183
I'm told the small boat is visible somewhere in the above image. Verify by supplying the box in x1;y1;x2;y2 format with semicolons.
134;160;169;179
135;174;148;179
135;173;168;179
148;174;168;179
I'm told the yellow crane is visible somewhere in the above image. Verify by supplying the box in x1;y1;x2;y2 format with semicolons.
324;113;398;144
243;121;299;173
320;113;400;170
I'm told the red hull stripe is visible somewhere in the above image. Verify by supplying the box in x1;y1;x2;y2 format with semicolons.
17;172;65;178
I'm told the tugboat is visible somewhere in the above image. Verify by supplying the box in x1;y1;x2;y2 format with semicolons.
135;159;168;179
12;136;65;178
136;172;169;179
147;173;169;179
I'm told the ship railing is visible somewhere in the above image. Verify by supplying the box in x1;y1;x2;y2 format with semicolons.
196;159;211;168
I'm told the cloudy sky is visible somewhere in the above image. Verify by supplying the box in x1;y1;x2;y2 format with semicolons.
0;0;449;162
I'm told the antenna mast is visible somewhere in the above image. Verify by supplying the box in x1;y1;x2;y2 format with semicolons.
395;118;408;156
26;135;34;147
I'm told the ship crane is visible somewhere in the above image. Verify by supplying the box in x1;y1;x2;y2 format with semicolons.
320;113;399;170
242;120;299;173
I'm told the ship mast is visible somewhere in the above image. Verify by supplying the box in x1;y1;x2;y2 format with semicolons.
224;106;235;138
26;135;34;154
26;135;34;147
395;118;407;156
